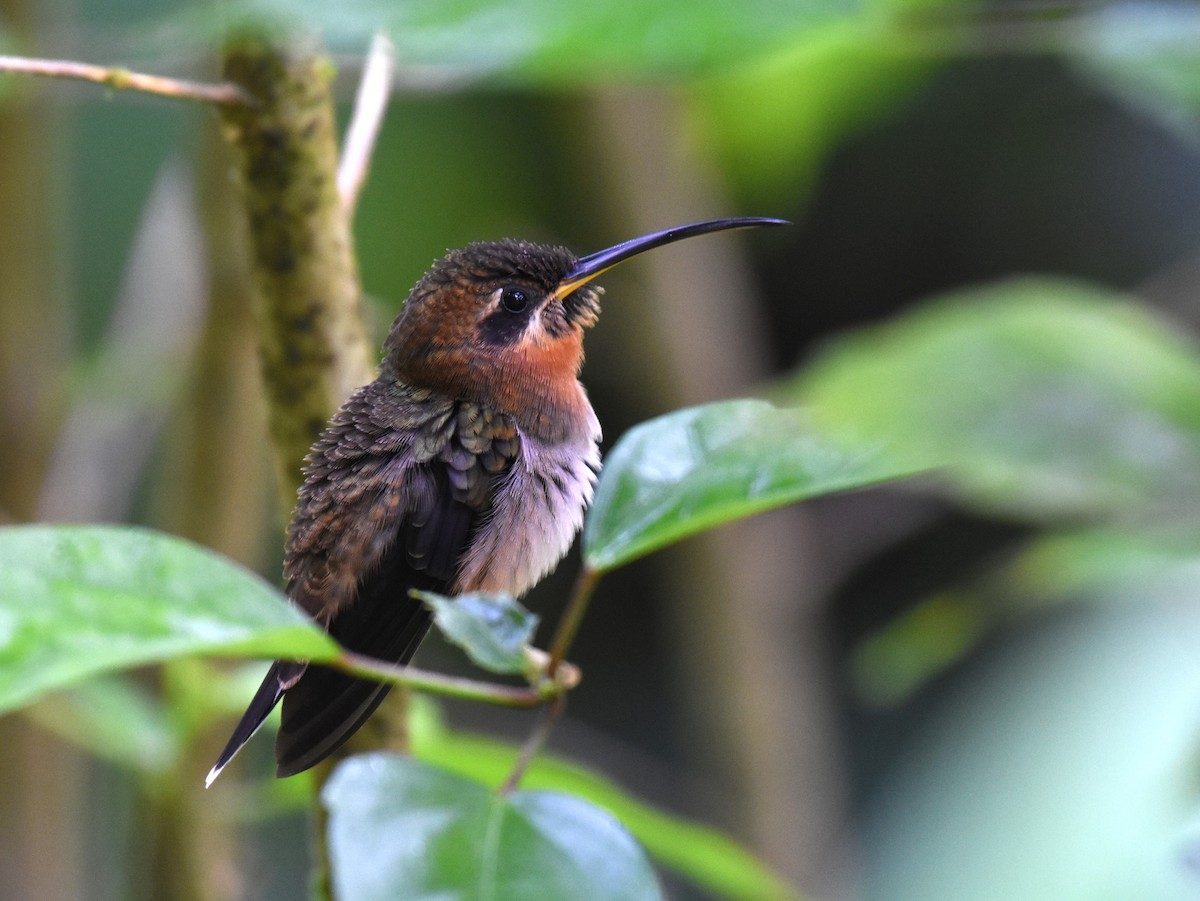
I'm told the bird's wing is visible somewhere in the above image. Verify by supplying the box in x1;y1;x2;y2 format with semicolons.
207;385;519;783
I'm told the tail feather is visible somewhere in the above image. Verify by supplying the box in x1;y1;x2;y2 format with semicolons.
274;599;431;776
273;505;448;777
205;661;302;788
209;460;477;784
274;666;394;777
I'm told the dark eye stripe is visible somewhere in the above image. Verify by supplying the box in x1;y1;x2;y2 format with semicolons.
478;309;526;345
478;285;539;346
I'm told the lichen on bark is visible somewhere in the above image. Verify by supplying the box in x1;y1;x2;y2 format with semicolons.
219;37;374;500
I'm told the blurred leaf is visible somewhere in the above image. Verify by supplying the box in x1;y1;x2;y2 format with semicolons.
584;399;914;572
24;676;180;774
790;277;1200;522
692;0;958;202
862;592;1200;901
409;696;801;901
416;590;538;675
1011;526;1200;605
150;0;857;81
324;753;661;901
0;524;337;715
852;526;1200;707
852;591;989;707
1067;1;1200;142
161;657;281;745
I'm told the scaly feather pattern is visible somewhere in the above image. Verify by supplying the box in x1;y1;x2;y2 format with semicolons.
209;382;521;781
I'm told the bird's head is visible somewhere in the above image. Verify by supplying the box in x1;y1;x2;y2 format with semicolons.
384;217;787;437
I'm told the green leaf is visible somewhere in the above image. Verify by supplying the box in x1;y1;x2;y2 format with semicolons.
1067;2;1200;142
323;754;661;901
584;399;914;571
790;277;1200;522
1010;526;1200;606
851;527;1200;708
851;591;991;708
408;698;801;901
153;0;857;81
693;0;956;205
415;590;538;674
23;675;180;774
0;524;337;715
861;590;1200;901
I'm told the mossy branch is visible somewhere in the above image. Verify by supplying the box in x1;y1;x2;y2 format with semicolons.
218;37;375;498
216;37;390;901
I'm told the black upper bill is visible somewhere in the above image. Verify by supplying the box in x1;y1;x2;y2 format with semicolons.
554;216;789;299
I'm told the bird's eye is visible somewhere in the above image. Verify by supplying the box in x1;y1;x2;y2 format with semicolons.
500;287;529;314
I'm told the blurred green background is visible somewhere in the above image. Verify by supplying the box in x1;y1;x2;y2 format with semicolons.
5;0;1200;899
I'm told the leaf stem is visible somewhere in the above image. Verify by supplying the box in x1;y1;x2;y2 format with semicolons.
499;693;567;796
546;567;601;676
0;54;251;106
496;569;598;791
333;651;557;708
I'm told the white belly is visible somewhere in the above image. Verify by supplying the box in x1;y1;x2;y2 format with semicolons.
455;418;601;596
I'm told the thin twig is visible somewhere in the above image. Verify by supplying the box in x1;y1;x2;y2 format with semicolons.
0;54;250;106
499;693;568;796
334;651;560;708
337;32;395;218
495;570;598;791
546;567;601;676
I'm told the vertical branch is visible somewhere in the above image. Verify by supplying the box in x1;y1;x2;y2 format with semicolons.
219;37;374;498
0;52;69;524
217;36;399;899
0;1;80;898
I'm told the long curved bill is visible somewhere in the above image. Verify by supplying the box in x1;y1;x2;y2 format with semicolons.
552;216;789;301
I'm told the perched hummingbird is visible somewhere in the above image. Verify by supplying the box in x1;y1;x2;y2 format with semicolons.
207;217;786;786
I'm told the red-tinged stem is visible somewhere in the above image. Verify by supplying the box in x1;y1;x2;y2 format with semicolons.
499;693;567;796
546;567;601;676
496;568;600;791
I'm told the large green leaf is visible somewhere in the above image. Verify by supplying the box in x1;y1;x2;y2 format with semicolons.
323;754;661;901
408;697;801;901
790;277;1200;522
0;524;336;714
861;590;1200;901
150;0;857;80
584;399;914;571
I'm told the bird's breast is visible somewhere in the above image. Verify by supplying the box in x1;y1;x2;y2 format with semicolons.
454;411;601;597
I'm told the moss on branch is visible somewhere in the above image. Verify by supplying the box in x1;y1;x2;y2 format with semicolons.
219;37;374;498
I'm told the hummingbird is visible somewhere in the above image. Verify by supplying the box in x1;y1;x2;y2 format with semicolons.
206;216;786;786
